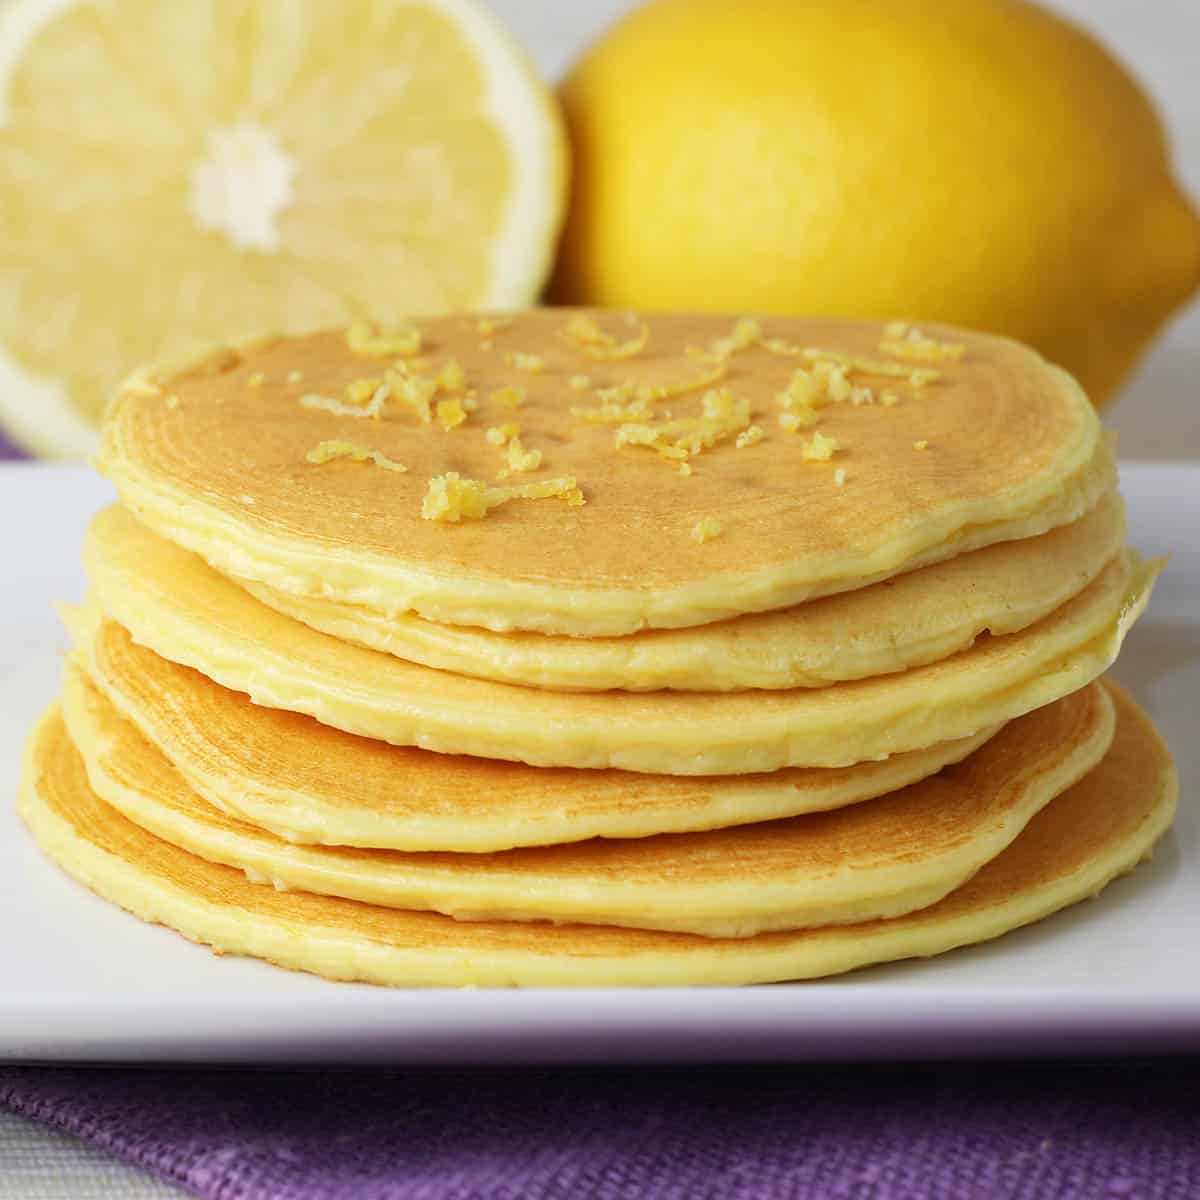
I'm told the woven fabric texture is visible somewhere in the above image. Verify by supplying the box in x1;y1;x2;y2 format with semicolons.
2;1061;1198;1200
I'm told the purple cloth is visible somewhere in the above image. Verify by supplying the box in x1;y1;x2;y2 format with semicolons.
0;431;27;461
2;1061;1198;1199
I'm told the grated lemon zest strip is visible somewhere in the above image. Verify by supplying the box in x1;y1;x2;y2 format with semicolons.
436;359;467;392
347;322;422;358
503;435;543;474
708;317;761;358
385;369;437;424
801;347;938;381
422;472;583;522
560;314;651;360
691;517;722;543
486;423;521;445
490;385;526;410
614;387;752;464
436;396;469;431
305;440;407;472
735;425;764;448
802;431;842;461
879;322;966;363
300;386;388;420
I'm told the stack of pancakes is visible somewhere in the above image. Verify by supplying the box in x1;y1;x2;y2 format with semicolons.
21;310;1177;986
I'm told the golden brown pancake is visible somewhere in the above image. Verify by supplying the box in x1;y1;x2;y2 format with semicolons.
61;665;1113;936
240;489;1126;691
80;506;1159;774
98;311;1107;634
71;619;996;850
19;683;1176;986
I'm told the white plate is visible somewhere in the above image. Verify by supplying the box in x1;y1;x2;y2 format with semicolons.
0;463;1196;1065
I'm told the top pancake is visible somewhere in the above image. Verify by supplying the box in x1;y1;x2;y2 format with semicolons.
99;310;1104;635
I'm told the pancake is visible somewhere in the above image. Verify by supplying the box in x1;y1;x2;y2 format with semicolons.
98;311;1107;635
61;666;1113;937
70;619;997;851
240;489;1126;691
82;506;1159;774
19;684;1176;986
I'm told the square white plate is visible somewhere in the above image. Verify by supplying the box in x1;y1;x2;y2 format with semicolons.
1;463;1196;1065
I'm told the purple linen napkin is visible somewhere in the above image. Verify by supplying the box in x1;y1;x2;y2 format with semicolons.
0;431;27;461
2;1061;1198;1200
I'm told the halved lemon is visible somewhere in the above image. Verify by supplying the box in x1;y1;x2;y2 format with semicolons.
0;0;566;458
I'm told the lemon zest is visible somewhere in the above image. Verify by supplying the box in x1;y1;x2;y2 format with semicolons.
436;396;469;431
708;317;761;358
504;435;543;474
802;431;842;461
305;440;407;472
571;386;655;424
735;425;764;448
880;322;966;363
421;472;583;521
347;322;422;358
386;369;436;424
436;358;467;392
778;409;818;432
490;385;526;409
691;517;722;543
301;385;388;420
561;314;651;360
486;423;521;445
614;387;751;464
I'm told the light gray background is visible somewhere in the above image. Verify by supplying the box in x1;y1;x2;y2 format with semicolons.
3;1;1198;1194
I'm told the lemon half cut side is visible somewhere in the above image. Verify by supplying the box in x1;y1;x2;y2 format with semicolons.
0;0;566;458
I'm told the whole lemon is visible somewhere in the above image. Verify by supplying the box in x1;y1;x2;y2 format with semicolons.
551;0;1200;405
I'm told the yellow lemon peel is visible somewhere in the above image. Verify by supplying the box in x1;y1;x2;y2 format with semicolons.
708;317;761;358
300;389;388;420
485;423;521;445
435;396;469;431
801;431;842;461
305;440;407;472
347;323;422;358
421;472;583;521
880;322;966;364
690;517;722;543
490;385;526;410
561;314;651;360
614;387;751;464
